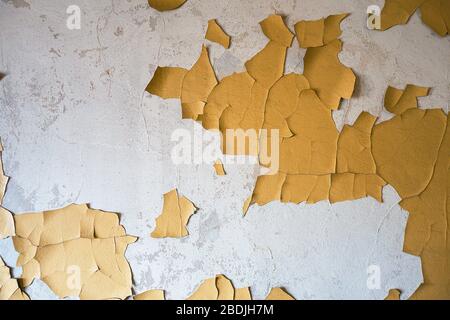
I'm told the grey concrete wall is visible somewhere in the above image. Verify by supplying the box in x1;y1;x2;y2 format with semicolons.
1;0;449;299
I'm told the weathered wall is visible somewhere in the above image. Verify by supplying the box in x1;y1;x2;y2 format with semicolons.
1;0;449;299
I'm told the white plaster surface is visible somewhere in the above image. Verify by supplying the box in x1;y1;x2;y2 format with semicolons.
1;0;449;300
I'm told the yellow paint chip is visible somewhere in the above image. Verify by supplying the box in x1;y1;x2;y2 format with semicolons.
187;274;252;300
146;47;217;121
380;0;450;36
385;289;401;300
202;72;255;131
330;173;386;203
295;18;325;48
147;0;187;12
263;73;310;138
242;196;252;216
420;0;450;36
303;39;356;109
216;274;234;300
12;204;137;300
235;287;252;300
281;174;331;205
259;14;294;47
151;189;197;238
181;46;218;120
0;207;14;239
399;115;450;299
134;289;165;300
244;41;286;89
371;84;450;299
323;13;350;43
380;0;426;31
214;160;226;176
278;89;339;174
205;19;231;49
251;172;385;207
0;142;14;240
384;84;429;115
187;276;218;300
0;258;29;300
146;67;188;99
0;141;8;205
265;287;295;300
251;173;286;206
336;112;377;174
295;13;349;48
372;108;446;199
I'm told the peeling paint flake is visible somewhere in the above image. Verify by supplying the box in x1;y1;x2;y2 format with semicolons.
187;274;251;300
380;0;450;36
12;204;137;300
0;258;29;300
151;189;197;239
205;19;231;49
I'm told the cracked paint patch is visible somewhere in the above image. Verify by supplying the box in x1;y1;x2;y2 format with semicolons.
187;274;251;300
12;204;137;300
151;189;197;239
379;0;450;36
0;141;14;239
144;10;449;299
0;257;29;300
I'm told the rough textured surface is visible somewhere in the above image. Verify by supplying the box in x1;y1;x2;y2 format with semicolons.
0;0;449;299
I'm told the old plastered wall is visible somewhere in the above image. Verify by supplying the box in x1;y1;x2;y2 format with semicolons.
0;0;449;299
